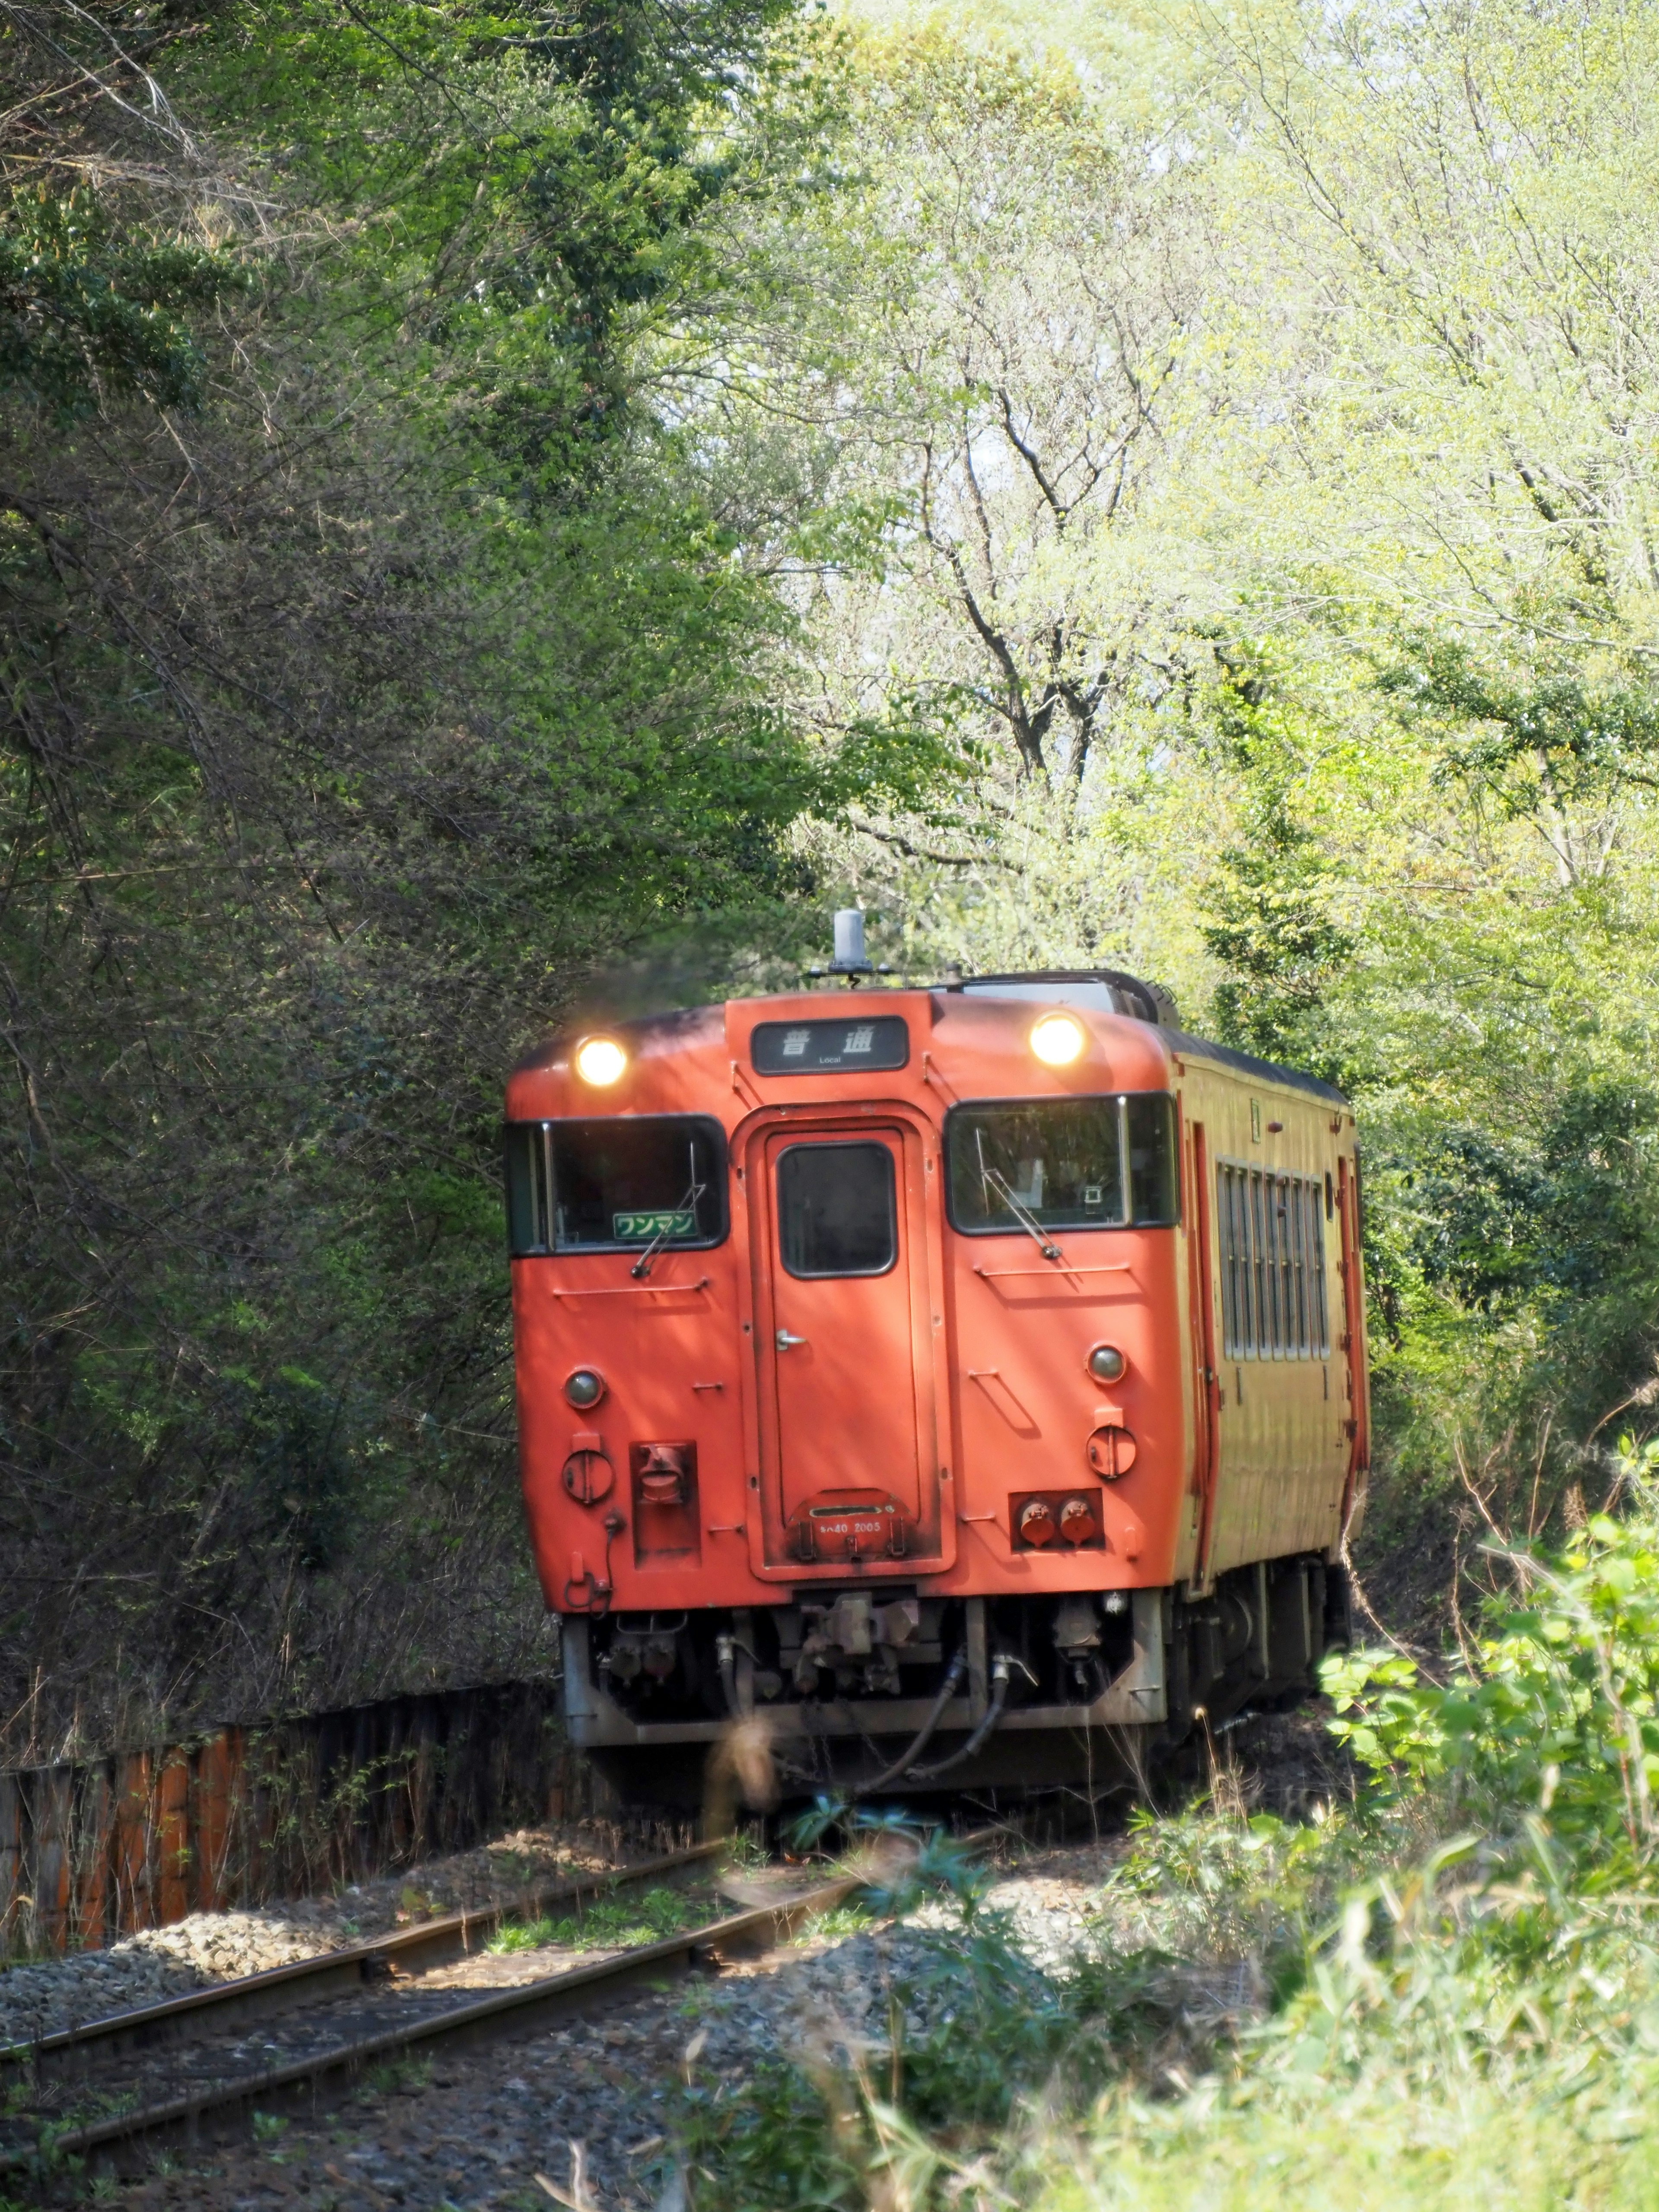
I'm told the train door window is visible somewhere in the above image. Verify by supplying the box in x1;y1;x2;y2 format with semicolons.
777;1141;896;1278
502;1115;728;1255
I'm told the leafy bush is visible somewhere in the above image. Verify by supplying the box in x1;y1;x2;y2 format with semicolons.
1325;1438;1659;1871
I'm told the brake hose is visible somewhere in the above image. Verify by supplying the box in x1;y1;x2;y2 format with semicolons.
712;1644;1006;1799
906;1653;1014;1780
846;1649;969;1799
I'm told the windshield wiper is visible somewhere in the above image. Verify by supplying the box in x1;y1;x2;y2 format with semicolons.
976;1131;1064;1263
631;1147;707;1279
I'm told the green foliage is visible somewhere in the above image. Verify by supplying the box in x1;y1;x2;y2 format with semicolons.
1200;653;1358;1081
1327;1441;1659;1864
0;186;243;416
486;1884;697;1954
0;0;944;1748
1378;637;1659;826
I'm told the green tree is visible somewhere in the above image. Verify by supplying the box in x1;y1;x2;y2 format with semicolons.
0;0;900;1753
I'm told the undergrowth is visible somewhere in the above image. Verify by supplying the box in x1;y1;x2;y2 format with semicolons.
487;1886;697;1955
651;1440;1659;2210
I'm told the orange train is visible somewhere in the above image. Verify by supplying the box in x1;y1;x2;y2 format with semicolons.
504;924;1370;1805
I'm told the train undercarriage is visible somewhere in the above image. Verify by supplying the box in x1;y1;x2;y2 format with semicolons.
563;1553;1351;1810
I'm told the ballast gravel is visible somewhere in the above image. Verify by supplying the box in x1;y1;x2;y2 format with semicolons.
13;1718;1339;2203
0;1818;684;2049
85;1843;1124;2212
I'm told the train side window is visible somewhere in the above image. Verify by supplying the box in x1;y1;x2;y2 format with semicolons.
1311;1190;1330;1356
1283;1185;1309;1354
1127;1095;1179;1223
1256;1171;1276;1357
1233;1167;1256;1354
1217;1160;1330;1360
504;1122;554;1254
1289;1179;1309;1355
1216;1166;1237;1354
777;1141;896;1277
502;1115;728;1256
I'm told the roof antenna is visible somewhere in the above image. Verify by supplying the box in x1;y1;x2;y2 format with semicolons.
808;907;891;988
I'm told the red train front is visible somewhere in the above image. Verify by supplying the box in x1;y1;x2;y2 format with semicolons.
505;931;1370;1808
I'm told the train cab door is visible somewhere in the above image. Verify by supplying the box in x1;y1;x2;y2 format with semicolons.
751;1122;945;1571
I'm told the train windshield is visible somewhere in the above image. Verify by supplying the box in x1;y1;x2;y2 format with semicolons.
945;1095;1179;1233
504;1116;727;1255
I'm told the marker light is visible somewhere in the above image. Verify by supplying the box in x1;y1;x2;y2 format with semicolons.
564;1367;606;1410
573;1035;628;1087
1030;1012;1086;1067
1087;1344;1127;1384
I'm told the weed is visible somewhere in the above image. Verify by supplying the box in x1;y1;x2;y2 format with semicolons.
723;1825;769;1871
488;1886;698;1955
799;1901;878;1943
362;2056;431;2097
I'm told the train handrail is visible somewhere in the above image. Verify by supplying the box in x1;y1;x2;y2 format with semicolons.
970;1262;1132;1281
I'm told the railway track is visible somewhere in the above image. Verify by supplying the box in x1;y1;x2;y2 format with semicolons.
0;1842;858;2184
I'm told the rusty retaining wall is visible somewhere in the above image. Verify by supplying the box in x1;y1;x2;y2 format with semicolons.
0;1679;578;1958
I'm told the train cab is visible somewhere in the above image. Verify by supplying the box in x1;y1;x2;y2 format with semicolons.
504;927;1368;1807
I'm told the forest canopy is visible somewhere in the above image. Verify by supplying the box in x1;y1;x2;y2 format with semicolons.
4;0;1658;1751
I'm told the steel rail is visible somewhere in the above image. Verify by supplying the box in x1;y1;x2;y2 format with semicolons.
0;1873;856;2180
1;1839;722;2083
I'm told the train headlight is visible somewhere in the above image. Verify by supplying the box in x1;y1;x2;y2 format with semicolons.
564;1367;606;1410
1030;1012;1085;1066
573;1034;628;1087
1087;1344;1126;1384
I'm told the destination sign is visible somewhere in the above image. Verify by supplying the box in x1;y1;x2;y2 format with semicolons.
750;1016;909;1076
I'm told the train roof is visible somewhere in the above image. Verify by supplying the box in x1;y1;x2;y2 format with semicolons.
942;971;1348;1106
514;964;1349;1108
